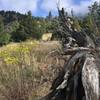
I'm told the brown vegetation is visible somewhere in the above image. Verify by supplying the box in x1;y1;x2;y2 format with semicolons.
0;41;64;100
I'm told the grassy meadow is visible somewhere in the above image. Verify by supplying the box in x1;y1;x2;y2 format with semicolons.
0;40;63;100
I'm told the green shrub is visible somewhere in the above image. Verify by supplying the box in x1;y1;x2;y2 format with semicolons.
0;33;11;46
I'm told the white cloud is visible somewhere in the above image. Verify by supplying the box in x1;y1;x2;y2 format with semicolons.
40;0;100;15
71;0;92;15
0;0;38;14
0;0;99;15
40;0;72;12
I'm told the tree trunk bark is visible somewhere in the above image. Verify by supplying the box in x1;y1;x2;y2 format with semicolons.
82;54;100;100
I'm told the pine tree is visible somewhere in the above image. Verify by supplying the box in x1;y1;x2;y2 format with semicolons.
0;15;4;32
47;11;52;20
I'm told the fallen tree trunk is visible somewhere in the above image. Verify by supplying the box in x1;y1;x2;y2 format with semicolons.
41;51;100;100
40;8;100;100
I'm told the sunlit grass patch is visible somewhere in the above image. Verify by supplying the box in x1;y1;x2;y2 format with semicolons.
0;40;40;65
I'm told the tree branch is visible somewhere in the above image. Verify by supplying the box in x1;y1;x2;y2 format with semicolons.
62;47;100;55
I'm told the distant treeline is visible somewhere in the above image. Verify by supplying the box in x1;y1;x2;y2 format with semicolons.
0;10;58;45
0;1;100;46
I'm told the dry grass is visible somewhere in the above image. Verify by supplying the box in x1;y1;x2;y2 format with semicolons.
0;41;64;100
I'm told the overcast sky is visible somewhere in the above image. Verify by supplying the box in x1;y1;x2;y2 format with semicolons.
0;0;99;16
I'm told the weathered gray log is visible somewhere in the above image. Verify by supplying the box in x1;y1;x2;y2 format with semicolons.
41;52;100;100
82;54;100;100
